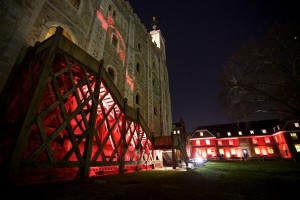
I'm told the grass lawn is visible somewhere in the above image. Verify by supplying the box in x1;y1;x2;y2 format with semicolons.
7;160;300;200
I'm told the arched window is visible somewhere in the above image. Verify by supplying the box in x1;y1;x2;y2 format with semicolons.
112;34;118;48
68;0;81;10
136;93;140;105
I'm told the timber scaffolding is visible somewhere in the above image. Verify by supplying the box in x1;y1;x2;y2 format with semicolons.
0;27;157;185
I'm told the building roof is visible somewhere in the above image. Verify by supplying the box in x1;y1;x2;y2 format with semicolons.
193;119;286;138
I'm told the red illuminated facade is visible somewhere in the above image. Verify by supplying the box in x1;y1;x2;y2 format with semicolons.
189;119;300;161
0;0;173;184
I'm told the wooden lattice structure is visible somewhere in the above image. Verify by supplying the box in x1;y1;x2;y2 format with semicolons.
0;27;154;184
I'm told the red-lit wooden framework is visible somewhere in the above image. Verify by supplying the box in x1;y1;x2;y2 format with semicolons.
0;27;154;184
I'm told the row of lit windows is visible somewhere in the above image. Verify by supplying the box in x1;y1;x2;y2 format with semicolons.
195;137;271;146
224;129;268;137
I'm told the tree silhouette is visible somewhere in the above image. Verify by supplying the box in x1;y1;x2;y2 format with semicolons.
219;23;300;121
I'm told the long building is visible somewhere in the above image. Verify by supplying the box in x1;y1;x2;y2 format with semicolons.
0;0;172;184
189;119;300;161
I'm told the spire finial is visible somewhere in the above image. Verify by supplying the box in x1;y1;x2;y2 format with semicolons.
152;16;158;30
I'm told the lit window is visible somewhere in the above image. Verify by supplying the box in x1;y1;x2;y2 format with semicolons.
238;131;242;135
205;140;210;145
69;0;80;10
294;123;299;128
173;130;176;134
196;140;200;146
219;149;224;155
207;148;212;155
250;130;254;134
200;132;203;136
262;129;267;133
230;148;236;155
255;147;261;154
229;140;233;145
291;133;298;140
264;137;270;143
227;132;231;136
177;130;180;134
268;147;274;154
112;34;118;48
252;138;257;144
218;140;222;146
295;144;300;152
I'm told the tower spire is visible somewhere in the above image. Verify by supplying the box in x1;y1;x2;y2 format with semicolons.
152;16;158;30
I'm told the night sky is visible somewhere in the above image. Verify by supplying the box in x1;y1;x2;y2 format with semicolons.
128;0;300;132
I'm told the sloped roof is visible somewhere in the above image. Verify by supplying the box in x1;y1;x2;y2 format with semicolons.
282;120;300;131
193;119;285;138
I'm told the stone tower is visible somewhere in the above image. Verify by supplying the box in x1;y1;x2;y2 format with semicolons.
0;0;172;137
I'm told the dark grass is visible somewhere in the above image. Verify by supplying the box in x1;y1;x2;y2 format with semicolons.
5;160;300;200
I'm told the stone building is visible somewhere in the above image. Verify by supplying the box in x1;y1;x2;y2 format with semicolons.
0;0;173;183
0;0;172;138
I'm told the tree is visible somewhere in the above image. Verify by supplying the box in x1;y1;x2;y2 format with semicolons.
219;23;300;121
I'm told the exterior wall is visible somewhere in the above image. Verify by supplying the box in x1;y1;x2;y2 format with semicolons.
0;0;172;138
189;133;295;160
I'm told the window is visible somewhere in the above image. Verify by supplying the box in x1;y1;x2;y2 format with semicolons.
295;144;300;152
255;147;261;154
135;93;140;105
177;130;180;134
69;0;80;10
219;149;224;155
200;132;203;136
268;147;274;154
238;131;242;135
112;34;118;48
218;140;222;146
294;123;299;128
196;140;200;146
152;78;155;86
205;140;210;145
216;133;220;137
262;129;267;134
207;148;212;155
227;132;231;136
137;43;141;51
107;67;115;81
264;137;270;143
173;130;176;134
113;10;117;17
108;4;112;11
291;133;298;140
250;130;254;134
154;107;157;116
230;148;236;155
252;138;257;144
229;140;233;145
136;62;140;72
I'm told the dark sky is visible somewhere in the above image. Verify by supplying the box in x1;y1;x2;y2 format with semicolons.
127;0;300;132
